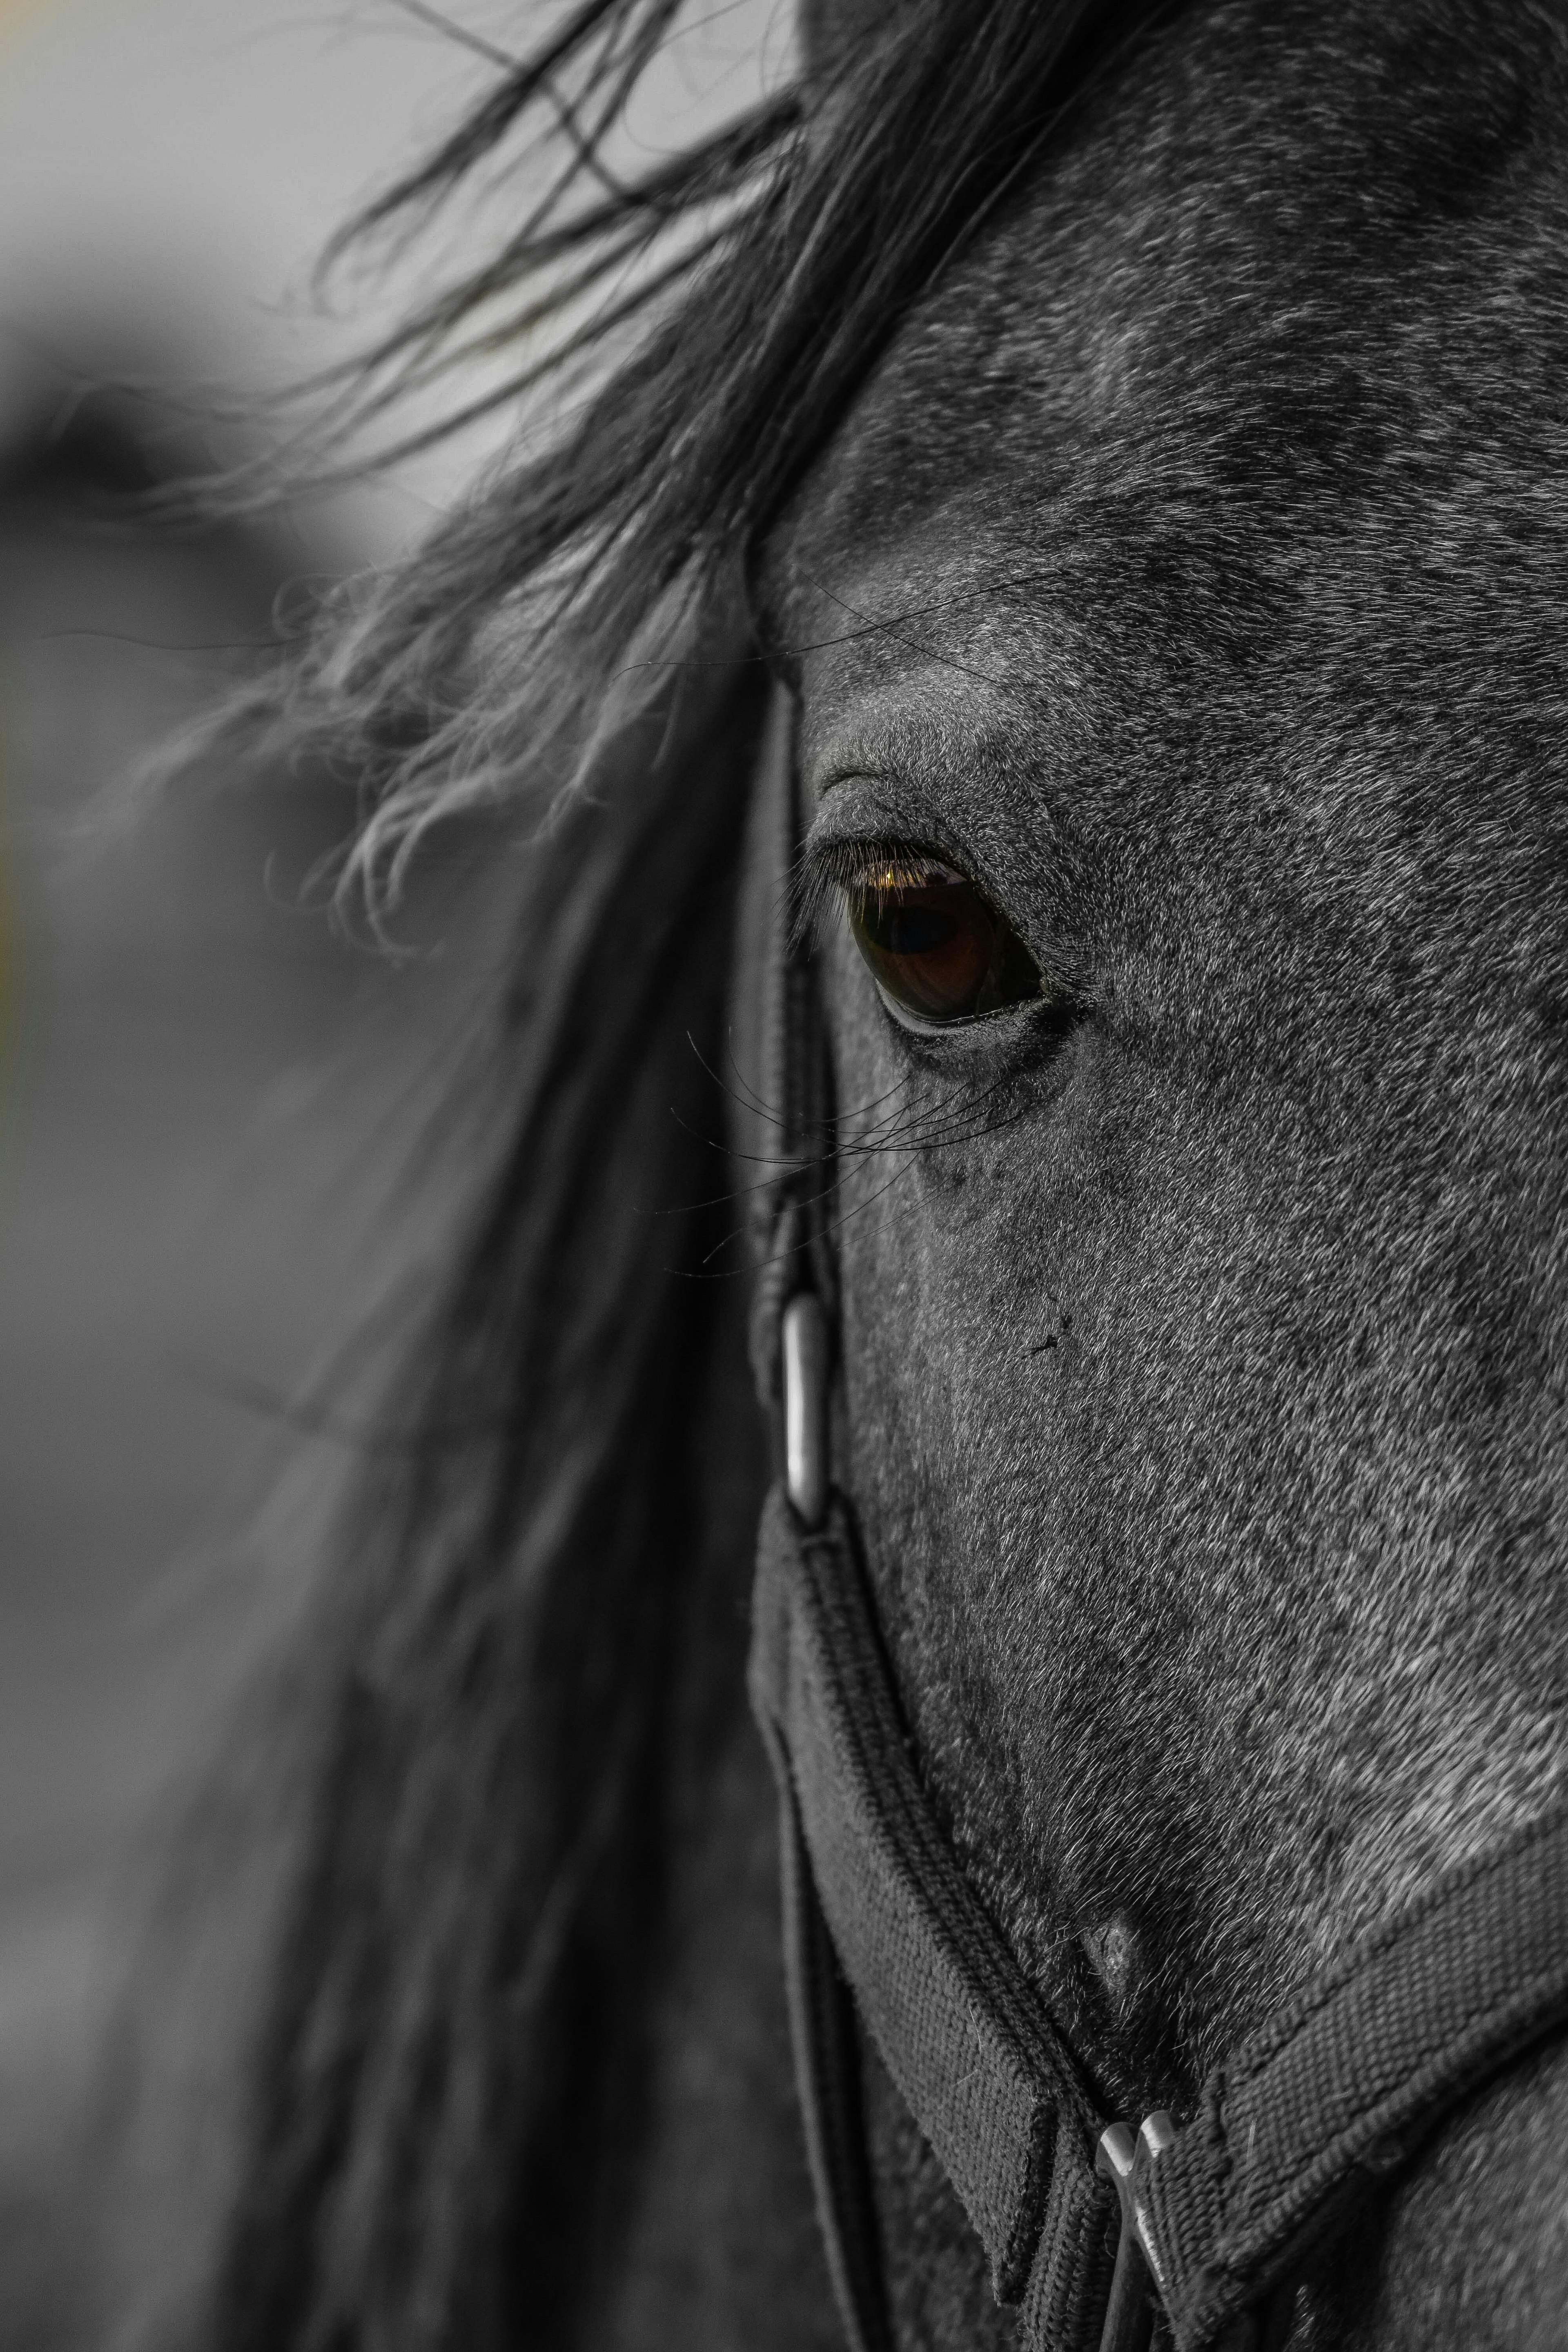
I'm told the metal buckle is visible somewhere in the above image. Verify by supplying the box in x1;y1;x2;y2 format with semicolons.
782;1291;829;1529
1096;2111;1176;2352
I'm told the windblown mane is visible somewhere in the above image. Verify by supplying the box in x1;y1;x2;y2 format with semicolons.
272;0;1153;866
196;4;1167;2344
211;671;764;2347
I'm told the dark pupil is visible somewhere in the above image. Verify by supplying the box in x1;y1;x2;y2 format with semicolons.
846;865;1040;1025
865;902;958;959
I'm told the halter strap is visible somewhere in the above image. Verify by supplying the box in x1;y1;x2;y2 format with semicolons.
746;686;891;2352
749;1491;1120;2346
741;684;1568;2350
749;1472;1568;2350
1142;1800;1568;2340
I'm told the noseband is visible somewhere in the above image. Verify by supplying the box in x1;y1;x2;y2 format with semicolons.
743;689;1568;2352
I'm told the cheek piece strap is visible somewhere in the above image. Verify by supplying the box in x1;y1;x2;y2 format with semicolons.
742;686;1568;2352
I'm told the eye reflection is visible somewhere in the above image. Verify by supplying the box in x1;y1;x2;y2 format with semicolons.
840;853;1045;1027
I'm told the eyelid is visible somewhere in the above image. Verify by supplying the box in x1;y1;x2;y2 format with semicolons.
804;837;963;892
797;826;1005;938
802;769;1000;894
794;834;966;954
872;982;1019;1039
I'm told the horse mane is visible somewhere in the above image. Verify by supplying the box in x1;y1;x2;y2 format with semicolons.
189;3;1172;2344
208;662;765;2348
269;0;1154;876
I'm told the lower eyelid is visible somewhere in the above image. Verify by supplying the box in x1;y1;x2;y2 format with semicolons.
871;981;1050;1042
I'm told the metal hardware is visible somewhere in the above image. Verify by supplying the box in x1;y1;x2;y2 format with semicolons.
1096;2125;1153;2352
1136;2107;1176;2290
783;1291;830;1529
1096;2109;1177;2352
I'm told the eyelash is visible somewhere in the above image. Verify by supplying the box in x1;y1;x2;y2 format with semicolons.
793;835;955;947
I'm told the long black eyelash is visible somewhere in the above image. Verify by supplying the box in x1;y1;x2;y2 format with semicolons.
702;1019;1022;1176
789;833;960;952
678;1039;1031;1279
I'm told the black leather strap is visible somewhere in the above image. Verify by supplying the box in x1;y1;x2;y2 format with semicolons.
746;682;888;2352
749;1490;1120;2347
1142;1802;1568;2344
745;688;835;1417
755;1623;894;2352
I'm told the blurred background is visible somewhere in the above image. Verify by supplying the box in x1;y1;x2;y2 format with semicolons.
0;2;782;2341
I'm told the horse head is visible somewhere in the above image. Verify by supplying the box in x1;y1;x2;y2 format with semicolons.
742;0;1568;2340
194;5;1568;2349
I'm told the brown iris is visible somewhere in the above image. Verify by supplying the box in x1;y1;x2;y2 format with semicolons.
844;856;1044;1027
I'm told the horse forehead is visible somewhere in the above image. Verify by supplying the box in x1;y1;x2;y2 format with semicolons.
779;0;1568;684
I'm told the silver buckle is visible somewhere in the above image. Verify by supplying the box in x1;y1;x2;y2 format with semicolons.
1096;2111;1176;2352
782;1292;829;1529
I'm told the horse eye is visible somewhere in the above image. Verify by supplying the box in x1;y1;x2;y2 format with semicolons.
842;857;1044;1028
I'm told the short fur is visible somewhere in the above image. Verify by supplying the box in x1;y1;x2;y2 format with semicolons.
185;3;1568;2348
